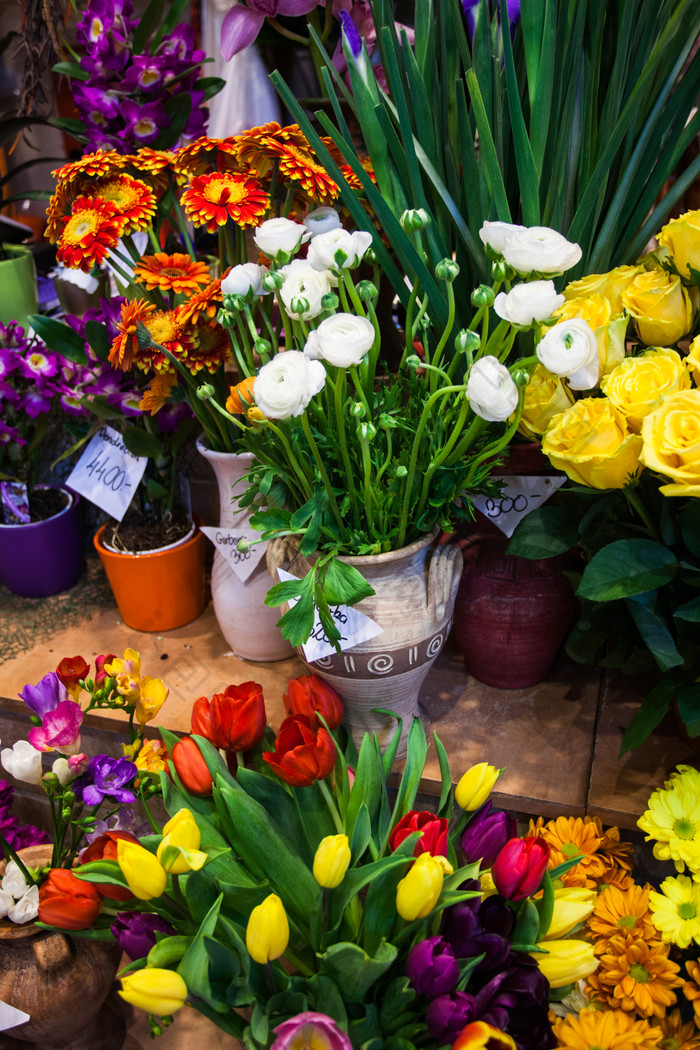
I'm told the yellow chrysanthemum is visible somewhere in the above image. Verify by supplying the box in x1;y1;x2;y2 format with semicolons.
650;1007;700;1050
664;765;700;794
587;883;659;946
649;874;700;949
528;816;609;888
637;784;700;873
586;934;682;1018
552;1007;661;1050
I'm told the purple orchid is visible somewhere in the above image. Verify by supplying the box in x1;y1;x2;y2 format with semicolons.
119;99;170;144
19;672;69;717
78;755;137;806
19;349;59;380
122;55;168;93
72;83;121;127
20;388;53;419
0;347;20;379
221;0;320;61
27;699;84;755
111;912;175;960
0;422;25;447
156;401;194;432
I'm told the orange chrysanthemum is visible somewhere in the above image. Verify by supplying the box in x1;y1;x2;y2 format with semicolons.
685;961;700;1028
529;816;609;888
591;818;636;874
139;371;178;414
52;149;126;184
587;884;659;946
552;1007;661;1050
226;376;256;415
173;136;241;179
92;174;157;233
177;276;223;325
586;934;682;1018
180;320;230;374
650;1008;700;1050
133;252;211;295
56;195;125;271
139;309;194;372
181;172;269;233
110;299;157;370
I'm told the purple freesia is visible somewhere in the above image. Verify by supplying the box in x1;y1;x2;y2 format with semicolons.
406;936;460;998
461;802;517;868
111;912;175;960
27;699;83;755
271;1013;352;1050
79;755;137;806
221;0;320;61
19;672;69;717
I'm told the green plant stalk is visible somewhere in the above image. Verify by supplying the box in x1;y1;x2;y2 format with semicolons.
171;193;196;259
360;437;375;536
463;390;526;487
429;279;456;373
399;281;421;370
260;420;314;502
624;486;662;543
331;369;361;529
301;413;345;534
415;394;471;521
317;777;344;835
374;427;393;485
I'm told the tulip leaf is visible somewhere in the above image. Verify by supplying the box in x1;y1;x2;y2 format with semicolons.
147;935;191;968
349;802;372;862
513;899;541;946
192;734;237;789
386;718;428;843
236;768;313;865
379;976;418;1034
347;733;385;833
534;868;555;938
576;539;679;601
318;940;398;1002
433;731;454;819
305;975;347;1029
177;894;226;1011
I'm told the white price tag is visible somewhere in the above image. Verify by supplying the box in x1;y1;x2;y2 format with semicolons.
66;424;147;521
277;569;382;663
200;526;267;583
472;474;566;538
0;1000;30;1032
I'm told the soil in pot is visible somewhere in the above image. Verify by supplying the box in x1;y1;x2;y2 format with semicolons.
0;488;68;525
103;508;192;553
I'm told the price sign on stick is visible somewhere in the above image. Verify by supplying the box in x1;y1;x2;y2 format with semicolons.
66;425;147;521
277;569;382;663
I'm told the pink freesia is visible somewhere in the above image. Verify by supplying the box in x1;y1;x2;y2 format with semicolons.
28;700;84;755
68;753;90;775
221;0;321;61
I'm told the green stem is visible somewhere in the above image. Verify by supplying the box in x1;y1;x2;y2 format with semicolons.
318;778;344;834
301;413;345;533
332;370;361;528
415;395;470;520
172;193;196;258
431;279;456;372
625;487;661;542
0;830;39;886
264;420;314;500
399;282;420;370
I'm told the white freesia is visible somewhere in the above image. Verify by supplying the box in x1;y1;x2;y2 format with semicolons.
8;885;39;924
502;226;582;275
466;356;520;421
311;313;375;368
52;756;73;786
1;740;43;785
221;263;268;298
253;217;308;259
493;281;566;326
253;351;326;419
479;220;526;254
279;260;334;320
303;207;343;237
2;859;30;899
536;318;600;390
0;888;13;917
307;229;373;272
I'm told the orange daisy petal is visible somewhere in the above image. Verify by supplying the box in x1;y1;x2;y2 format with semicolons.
52;149;127;183
110;299;157;370
56;195;125;272
140;371;178;414
177;276;223;325
226;375;256;414
179;320;230;374
134;252;211;295
93;174;157;233
181;172;269;232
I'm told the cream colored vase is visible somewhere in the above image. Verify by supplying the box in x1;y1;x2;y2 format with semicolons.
197;439;292;662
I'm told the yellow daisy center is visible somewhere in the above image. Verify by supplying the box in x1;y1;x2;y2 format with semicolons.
560;841;581;858
147;315;179;343
617;913;637;929
205;177;247;205
629;962;650;983
672;817;696;839
63;213;100;244
678;901;696;920
100;180;143;211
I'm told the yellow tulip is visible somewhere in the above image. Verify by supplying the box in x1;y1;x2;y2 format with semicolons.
119;968;188;1016
313;834;351;888
531;938;598;988
117;839;167;900
455;763;501;811
396;852;444;921
543;887;596;940
135;675;169;726
157;809;208;875
246;894;289;963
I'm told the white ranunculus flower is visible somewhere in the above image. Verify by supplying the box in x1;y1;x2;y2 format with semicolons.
502;226;582;275
221;262;269;298
2;860;30;899
52;756;73;786
8;885;39;924
279;260;334;320
312;313;375;368
1;740;43;785
536;318;600;390
303;207;343;237
466;356;520;421
307;228;373;272
253;351;327;419
0;888;13;917
493;281;566;326
479;220;526;254
303;329;322;360
253;217;308;259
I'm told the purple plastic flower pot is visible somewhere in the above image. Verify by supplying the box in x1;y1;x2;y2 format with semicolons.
0;485;84;597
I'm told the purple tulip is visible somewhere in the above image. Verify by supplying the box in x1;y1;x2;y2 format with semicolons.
406;936;460;999
19;672;68;718
271;1013;352;1050
461;802;518;868
27;699;83;755
77;755;137;806
111;912;175;960
426;991;477;1043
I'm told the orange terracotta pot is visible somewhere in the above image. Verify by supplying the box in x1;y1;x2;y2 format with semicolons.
93;521;206;632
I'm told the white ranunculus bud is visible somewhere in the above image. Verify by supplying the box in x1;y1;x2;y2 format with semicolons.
221;263;269;298
253;217;308;260
307;229;373;272
502;226;582;275
2;860;30;899
8;885;39;924
303;207;343;237
536;318;599;390
493;280;566;326
1;740;43;785
253;351;326;419
312;313;375;368
279;260;335;320
479;220;526;254
466;356;520;421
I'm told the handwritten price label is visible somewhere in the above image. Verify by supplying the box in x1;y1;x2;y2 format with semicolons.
277;569;382;663
472;474;566;537
66;425;147;521
200;526;267;583
0;1001;30;1032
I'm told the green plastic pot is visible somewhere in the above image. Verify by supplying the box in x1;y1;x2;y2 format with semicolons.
0;244;38;330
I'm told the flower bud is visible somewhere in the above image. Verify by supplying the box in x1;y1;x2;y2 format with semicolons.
313;834;351;888
196;383;215;401
246;893;289;963
460;802;517;868
358;421;377;441
357;280;378;301
222;293;245;312
119;968;188;1016
455;762;501;811
395;465;408;477
492;260;510;282
471;284;495;308
396;852;444;921
530;938;598;988
117;840;167;901
512;368;531;387
379;412;397;429
321;292;340;312
262;270;284;292
400;208;431;232
216;308;235;327
436;258;460;282
237;537;251;554
491;836;550;901
454;329;481;354
291;296;310;316
405;355;422;370
170;736;214;797
351;401;366;418
254;338;271;357
419;314;431;330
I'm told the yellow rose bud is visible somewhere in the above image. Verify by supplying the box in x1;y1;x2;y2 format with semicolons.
119;967;188;1016
313;834;351;888
396;852;444;921
564;265;644;315
657;208;700;280
600;347;691;432
117;839;167;900
552;295;627;378
542;398;643;489
530;938;598;988
246;893;289;964
543;886;596;940
135;676;168;726
621;268;694;346
455;762;501;811
640;389;700;496
157;809;207;875
518;364;575;439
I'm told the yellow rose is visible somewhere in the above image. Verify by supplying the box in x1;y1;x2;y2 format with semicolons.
542;398;643;488
657;208;700;280
518;364;574;439
640;389;700;496
685;334;700;385
600;348;691;432
621;268;694;346
552;295;627;377
563;265;644;315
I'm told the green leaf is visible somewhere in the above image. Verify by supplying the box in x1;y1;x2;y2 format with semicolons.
676;683;700;738
195;76;226;101
28;314;88;364
534;869;555;938
576;539;679;601
619;679;677;756
122;425;163;459
132;0;165;53
84;320;112;362
625;597;684;672
513;898;541;945
178;895;226;1011
53;61;89;81
318;940;398;1002
147;935;192;968
675;596;700;622
433;731;454;820
508;505;579;559
157;93;192;151
322;559;375;606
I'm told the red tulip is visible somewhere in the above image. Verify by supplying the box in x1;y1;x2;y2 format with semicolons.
38;868;103;930
262;714;336;787
170;736;214;796
491;836;550;901
191;681;266;751
81;830;139;900
56;655;90;697
284;674;344;730
389;810;449;858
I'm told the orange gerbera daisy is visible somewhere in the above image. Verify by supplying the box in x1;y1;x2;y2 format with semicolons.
92;174;157;233
139;371;178;414
177;276;223;325
139;308;194;372
56;196;125;271
234;122;301;176
650;1008;700;1050
181;320;230;374
685;960;700;1028
173;136;241;178
587;884;659;946
45;182;76;242
339;159;378;193
586;934;682;1018
134;253;211;295
52;149;126;184
181;172;269;233
270;141;338;204
110;299;157;370
552;1007;661;1050
226;376;256;415
127;147;176;175
529;816;609;888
